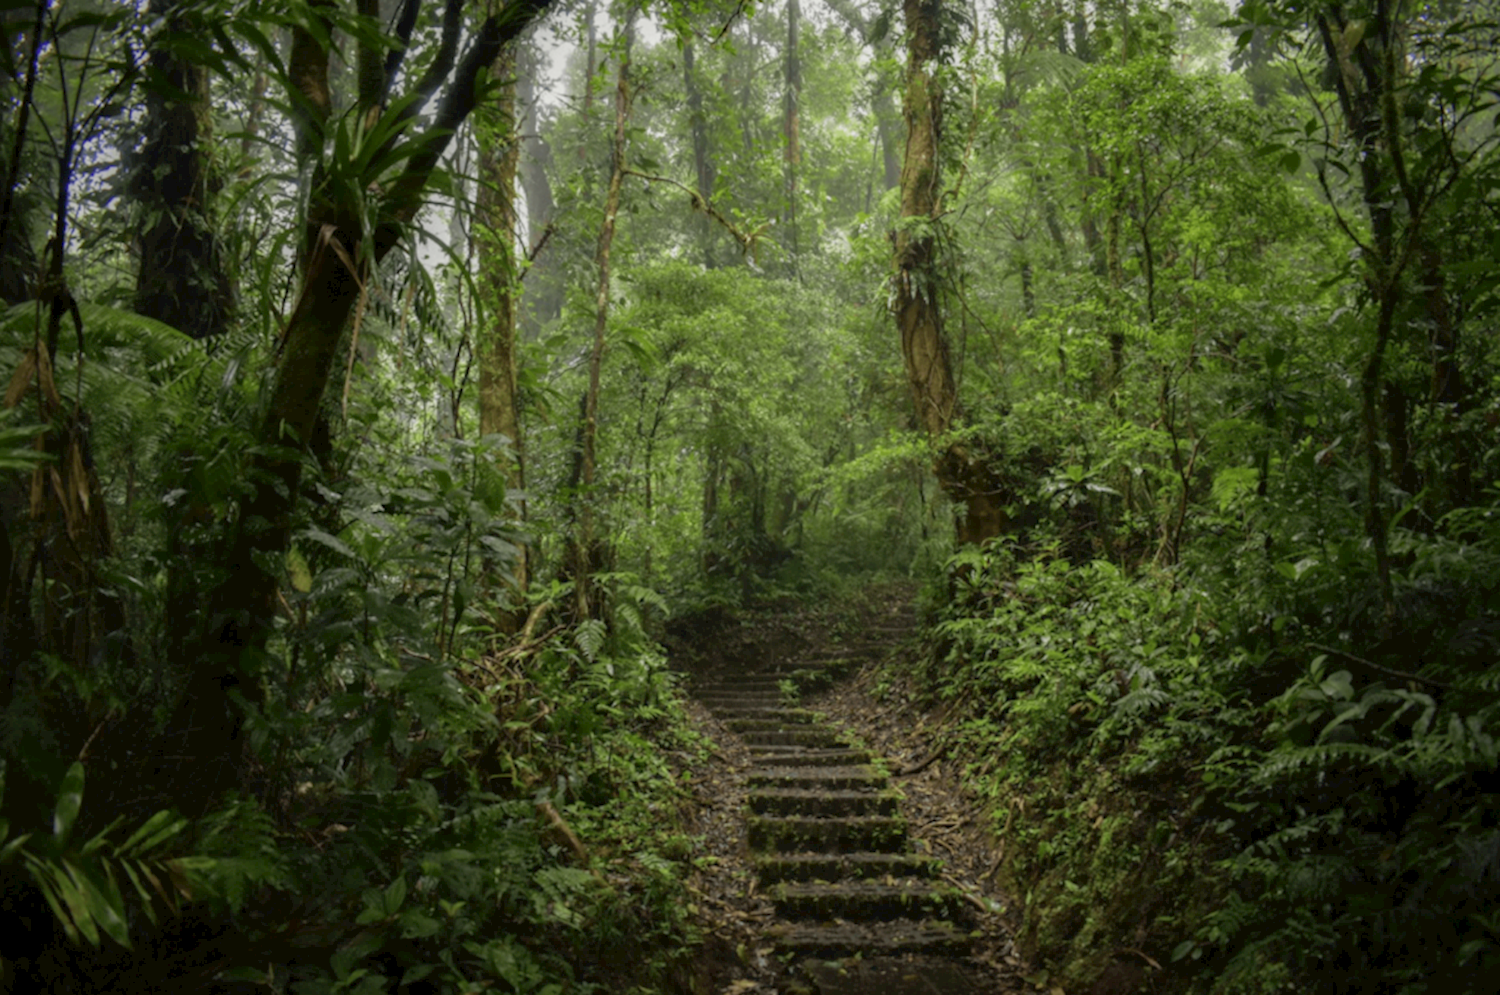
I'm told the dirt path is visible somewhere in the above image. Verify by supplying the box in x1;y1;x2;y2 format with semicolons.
671;586;1029;995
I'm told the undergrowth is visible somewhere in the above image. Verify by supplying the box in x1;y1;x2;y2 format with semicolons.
908;536;1500;995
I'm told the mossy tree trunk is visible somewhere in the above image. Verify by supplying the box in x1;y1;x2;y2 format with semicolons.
476;47;529;621
175;0;556;807
893;0;1005;547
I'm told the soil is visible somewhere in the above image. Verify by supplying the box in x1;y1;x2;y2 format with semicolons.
668;584;1032;995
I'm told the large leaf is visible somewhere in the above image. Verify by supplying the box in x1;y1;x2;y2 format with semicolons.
53;762;85;843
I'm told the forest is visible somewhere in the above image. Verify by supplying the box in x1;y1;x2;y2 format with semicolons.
0;0;1496;991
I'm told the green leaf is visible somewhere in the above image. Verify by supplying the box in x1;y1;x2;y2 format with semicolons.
301;527;357;560
287;545;313;593
66;857;131;947
54;763;85;843
119;810;186;855
384;875;407;915
29;860;91;945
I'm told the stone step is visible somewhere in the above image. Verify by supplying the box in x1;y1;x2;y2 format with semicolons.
796;956;992;994
695;671;801;684
772;881;968;922
748;815;907;853
693;681;786;695
740;727;847;748
767;919;974;958
748;765;886;790
749;787;900;819
745;747;874;766
696;695;787;708
755;852;941;885
723;710;820;731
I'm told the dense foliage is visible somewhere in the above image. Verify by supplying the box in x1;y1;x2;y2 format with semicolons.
1;0;1497;992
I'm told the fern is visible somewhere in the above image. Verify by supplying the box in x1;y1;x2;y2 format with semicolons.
573;620;606;664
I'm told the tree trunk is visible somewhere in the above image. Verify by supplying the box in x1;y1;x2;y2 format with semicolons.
517;45;561;336
133;0;232;340
683;37;718;267
893;0;1004;546
1313;4;1410;627
572;13;633;621
175;0;556;807
477;46;528;615
783;0;802;273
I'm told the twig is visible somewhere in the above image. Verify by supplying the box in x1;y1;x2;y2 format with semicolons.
895;741;949;777
537;800;591;863
709;0;749;45
523;222;555;270
1113;947;1162;971
1309;644;1455;691
622;168;767;256
940;872;993;914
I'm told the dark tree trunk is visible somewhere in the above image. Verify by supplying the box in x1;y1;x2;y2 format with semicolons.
132;0;232;340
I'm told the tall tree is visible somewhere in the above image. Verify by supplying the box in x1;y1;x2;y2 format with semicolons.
682;34;718;266
132;0;232;340
572;9;635;621
517;43;561;335
782;0;801;272
476;45;528;612
178;0;557;805
823;0;902;193
893;0;1005;545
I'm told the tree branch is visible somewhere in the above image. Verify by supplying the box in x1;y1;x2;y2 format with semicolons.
382;0;422;95
1309;644;1455;691
385;0;554;232
623;168;766;256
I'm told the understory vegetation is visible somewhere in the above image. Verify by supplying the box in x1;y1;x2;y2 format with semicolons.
3;0;1498;992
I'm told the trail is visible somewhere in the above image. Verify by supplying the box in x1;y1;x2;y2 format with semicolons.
672;587;1027;995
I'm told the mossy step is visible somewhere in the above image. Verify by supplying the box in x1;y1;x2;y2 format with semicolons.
740;727;846;748
748;788;900;818
745;747;874;767
693;681;786;695
772;882;967;922
748;815;907;853
723;710;820;731
767;919;974;958
697;695;788;708
696;672;802;684
755;853;940;885
749;765;886;790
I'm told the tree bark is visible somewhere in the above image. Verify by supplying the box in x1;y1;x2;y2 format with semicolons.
893;0;1004;546
477;46;528;612
783;0;802;272
572;13;633;621
133;0;232;340
517;44;561;336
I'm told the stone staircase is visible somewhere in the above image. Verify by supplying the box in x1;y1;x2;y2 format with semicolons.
690;611;986;992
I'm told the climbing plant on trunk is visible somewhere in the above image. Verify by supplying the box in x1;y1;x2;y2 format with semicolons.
892;0;1006;546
